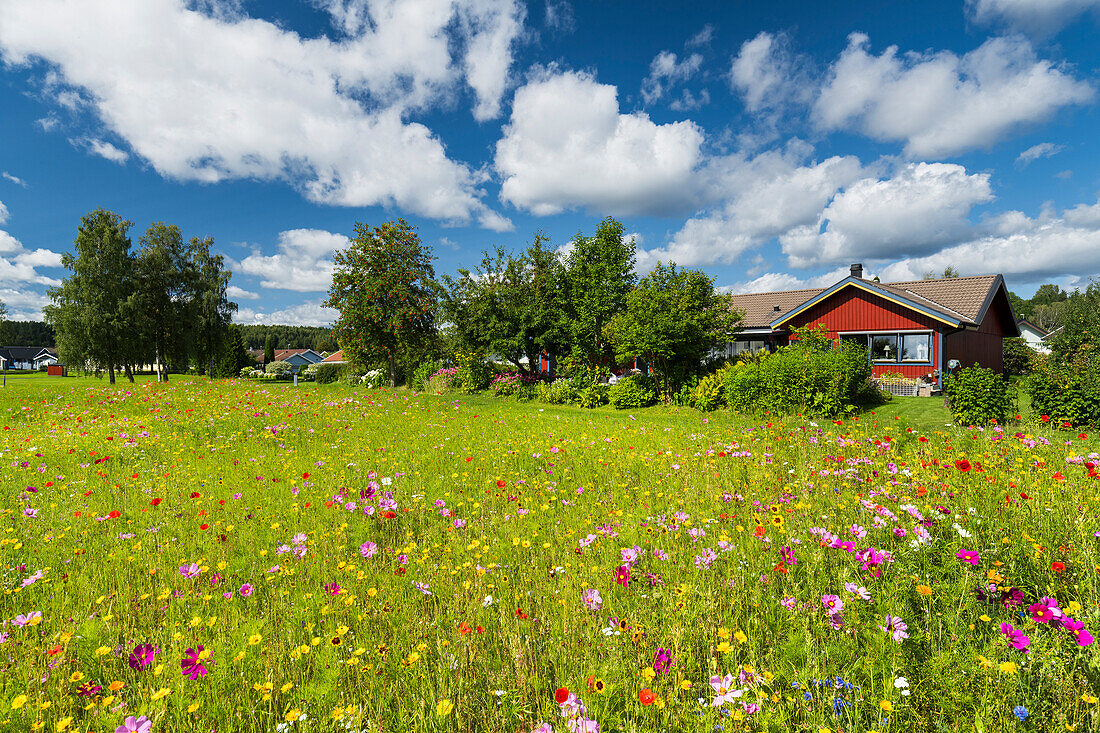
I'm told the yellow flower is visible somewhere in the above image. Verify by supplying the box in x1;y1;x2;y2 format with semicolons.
641;667;656;682
999;661;1018;675
915;585;932;596
1083;694;1099;704
977;655;994;670
436;698;454;716
55;718;72;732
879;700;894;712
979;615;991;622
249;633;262;645
734;630;748;645
717;627;731;639
151;687;171;701
108;681;125;692
234;651;246;662
716;641;733;653
188;702;201;713
11;695;28;710
679;680;693;691
281;683;294;693
285;709;303;722
95;646;111;656
69;672;84;683
297;644;310;655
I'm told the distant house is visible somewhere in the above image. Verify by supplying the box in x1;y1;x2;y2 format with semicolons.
1016;319;1051;354
320;350;347;364
0;346;58;370
272;348;324;373
247;348;267;365
722;265;1020;387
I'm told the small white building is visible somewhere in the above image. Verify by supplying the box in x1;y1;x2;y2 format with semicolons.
1016;319;1051;354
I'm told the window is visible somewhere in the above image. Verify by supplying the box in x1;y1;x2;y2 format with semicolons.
901;333;931;362
870;334;898;362
840;333;869;350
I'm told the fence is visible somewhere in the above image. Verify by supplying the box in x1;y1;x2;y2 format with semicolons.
874;377;922;397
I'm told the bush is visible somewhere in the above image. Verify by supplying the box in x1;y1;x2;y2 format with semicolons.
514;382;540;402
455;350;491;393
541;379;578;405
313;363;342;385
691;372;725;411
412;360;442;391
299;365;317;382
1002;338;1036;376
578;384;609;409
425;366;460;393
360;369;385;389
239;366;255;379
609;375;658;409
265;361;293;379
342;367;366;386
1028;354;1100;426
943;365;1014;426
723;341;873;417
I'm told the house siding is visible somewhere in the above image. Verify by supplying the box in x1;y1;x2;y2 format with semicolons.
943;289;1015;372
783;285;943;379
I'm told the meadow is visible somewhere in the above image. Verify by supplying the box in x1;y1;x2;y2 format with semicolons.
1;376;1098;733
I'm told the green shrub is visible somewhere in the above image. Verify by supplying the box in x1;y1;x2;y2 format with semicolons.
514;382;540;402
1028;354;1100;426
412;360;442;391
723;341;873;417
671;375;699;407
455;350;490;393
239;366;255;379
1002;338;1036;376
943;365;1014;426
265;361;293;378
342;367;366;386
691;372;725;411
298;366;316;382
578;384;609;409
609;375;658;409
313;363;342;385
541;379;578;405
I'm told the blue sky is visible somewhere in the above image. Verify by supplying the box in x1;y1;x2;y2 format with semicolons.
1;0;1098;325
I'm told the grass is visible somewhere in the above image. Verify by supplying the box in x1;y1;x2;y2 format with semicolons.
0;376;1097;733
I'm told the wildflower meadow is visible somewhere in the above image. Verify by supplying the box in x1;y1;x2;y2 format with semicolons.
2;377;1099;733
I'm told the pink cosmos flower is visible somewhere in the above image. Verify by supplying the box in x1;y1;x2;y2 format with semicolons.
128;643;158;670
956;549;980;566
653;647;673;675
180;646;208;680
238;583;253;597
581;589;602;612
1000;622;1031;651
179;563;201;578
115;716;152;733
614;565;630;587
822;594;844;613
709;673;742;706
878;615;909;643
1062;617;1094;647
1028;597;1063;624
13;611;41;627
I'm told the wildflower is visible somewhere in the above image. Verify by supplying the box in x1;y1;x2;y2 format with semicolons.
998;661;1018;675
653;648;673;675
1029;597;1063;624
999;622;1030;651
435;699;453;716
248;634;262;646
615;565;631;587
238;583;253;597
178;563;201;579
955;459;971;471
180;647;209;680
11;695;27;710
879;616;909;643
129;644;158;671
709;673;742;706
821;594;844;613
880;700;894;712
956;549;980;565
638;688;656;706
1061;618;1094;646
555;688;569;704
1013;705;1028;721
582;589;602;612
359;541;377;558
14;612;42;627
894;677;910;696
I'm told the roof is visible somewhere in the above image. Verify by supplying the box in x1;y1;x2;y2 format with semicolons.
320;350;346;363
1016;318;1049;336
0;346;56;361
728;274;1015;333
274;348;322;361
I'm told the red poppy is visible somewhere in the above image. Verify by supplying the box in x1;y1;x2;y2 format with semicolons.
395;567;406;576
955;459;971;472
496;480;506;488
302;472;310;480
1041;415;1050;422
555;688;569;704
465;457;473;462
383;510;396;519
190;492;201;499
459;622;472;635
150;498;162;507
200;523;209;530
476;626;484;634
639;688;656;706
108;510;121;519
1052;561;1065;573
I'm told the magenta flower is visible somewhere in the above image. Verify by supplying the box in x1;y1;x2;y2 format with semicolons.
238;583;253;597
1000;622;1031;651
1062;617;1094;647
615;565;630;587
878;615;909;643
178;563;201;578
1028;597;1063;624
128;643;158;671
180;646;208;680
13;611;41;627
956;549;980;566
324;582;340;596
581;588;602;612
359;541;377;558
653;647;673;675
821;594;844;613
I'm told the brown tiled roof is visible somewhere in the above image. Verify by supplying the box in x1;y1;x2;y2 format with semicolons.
273;349;313;360
729;274;1003;329
321;350;346;363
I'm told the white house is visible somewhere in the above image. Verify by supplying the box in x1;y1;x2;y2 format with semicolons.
1016;319;1051;354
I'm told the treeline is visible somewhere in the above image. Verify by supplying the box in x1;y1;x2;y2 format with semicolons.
2;321;55;347
45;208;245;383
237;325;337;353
1008;283;1082;332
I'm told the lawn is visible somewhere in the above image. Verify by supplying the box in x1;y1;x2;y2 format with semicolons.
1;377;1097;733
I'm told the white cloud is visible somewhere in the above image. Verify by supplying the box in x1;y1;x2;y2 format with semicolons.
235;228;348;292
814;33;1093;158
0;0;520;227
722;266;850;295
0;199;7;224
84;138;128;163
2;172;27;187
729;31;811;113
0;229;63;287
636;146;864;270
235;299;339;327
0;286;51;320
495;68;706;216
226;285;259;300
686;24;714;48
875;196;1100;282
968;0;1100;35
543;0;574;33
1015;142;1064;167
641;50;703;105
780;162;994;267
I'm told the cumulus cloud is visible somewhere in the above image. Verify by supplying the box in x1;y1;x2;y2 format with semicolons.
722;266;851;295
495;68;706;216
635;145;864;270
0;199;8;224
235;228;349;292
1015;142;1064;167
876;196;1100;282
226;285;259;300
729;31;812;113
84;138;129;163
543;0;574;33
641;50;703;105
0;286;51;320
814;33;1093;158
968;0;1100;35
779;162;994;267
0;227;64;287
235;299;339;327
0;0;520;227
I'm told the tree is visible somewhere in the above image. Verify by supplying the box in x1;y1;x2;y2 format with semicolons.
132;222;191;382
922;266;960;280
607;262;742;399
188;236;237;380
1047;281;1100;365
264;335;275;365
565;217;636;367
0;298;7;348
324;219;438;387
45;208;135;384
442;233;568;376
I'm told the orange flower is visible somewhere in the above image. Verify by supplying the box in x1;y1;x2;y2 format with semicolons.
638;688;656;706
1052;561;1065;573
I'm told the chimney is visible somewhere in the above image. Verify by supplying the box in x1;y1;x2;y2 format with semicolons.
772;305;781;312
850;263;863;279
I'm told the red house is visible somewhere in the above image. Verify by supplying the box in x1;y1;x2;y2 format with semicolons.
724;264;1020;386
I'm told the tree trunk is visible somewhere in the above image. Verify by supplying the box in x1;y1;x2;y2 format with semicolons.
208;352;215;381
125;363;134;383
108;363;116;384
388;352;396;388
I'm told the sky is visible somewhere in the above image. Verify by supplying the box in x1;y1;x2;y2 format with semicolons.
1;0;1099;326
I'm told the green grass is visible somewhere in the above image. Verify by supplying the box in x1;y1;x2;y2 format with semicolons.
0;377;1097;733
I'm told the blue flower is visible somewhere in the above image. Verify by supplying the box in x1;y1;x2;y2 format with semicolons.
803;691;813;701
1013;706;1028;721
832;697;849;715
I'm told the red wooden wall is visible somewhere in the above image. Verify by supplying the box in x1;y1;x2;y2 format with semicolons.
942;288;1015;373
